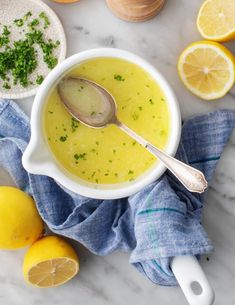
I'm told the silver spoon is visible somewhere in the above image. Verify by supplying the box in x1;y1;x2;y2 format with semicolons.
57;77;208;193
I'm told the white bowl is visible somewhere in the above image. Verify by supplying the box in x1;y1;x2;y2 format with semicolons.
22;48;181;199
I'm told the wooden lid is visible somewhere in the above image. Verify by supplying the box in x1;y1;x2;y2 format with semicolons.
106;0;166;22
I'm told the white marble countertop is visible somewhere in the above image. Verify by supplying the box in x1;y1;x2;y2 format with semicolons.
1;0;235;304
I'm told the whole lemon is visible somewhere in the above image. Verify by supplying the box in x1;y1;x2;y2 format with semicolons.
0;186;44;250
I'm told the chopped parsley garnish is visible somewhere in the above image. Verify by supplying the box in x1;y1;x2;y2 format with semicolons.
59;135;67;142
149;98;154;105
95;141;99;145
138;106;143;111
91;171;96;178
28;18;40;30
71;117;79;132
3;82;11;89
128;170;134;175
108;160;112;163
39;11;50;29
132;113;139;120
0;26;10;47
36;75;44;84
74;153;86;161
14;19;24;27
24;11;32;21
0;12;60;89
114;74;125;81
132;141;137;146
90;111;96;116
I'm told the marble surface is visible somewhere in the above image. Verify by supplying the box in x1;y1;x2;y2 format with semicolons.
1;0;235;304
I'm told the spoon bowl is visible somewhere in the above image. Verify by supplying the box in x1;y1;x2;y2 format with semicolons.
58;78;117;128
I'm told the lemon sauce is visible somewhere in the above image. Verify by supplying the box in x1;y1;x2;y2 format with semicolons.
44;57;170;184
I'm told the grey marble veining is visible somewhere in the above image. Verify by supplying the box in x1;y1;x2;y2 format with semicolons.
1;0;235;304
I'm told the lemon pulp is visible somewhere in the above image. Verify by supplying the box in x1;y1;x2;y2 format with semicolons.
178;41;235;100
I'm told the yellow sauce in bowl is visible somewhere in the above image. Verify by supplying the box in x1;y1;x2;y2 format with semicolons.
44;57;170;184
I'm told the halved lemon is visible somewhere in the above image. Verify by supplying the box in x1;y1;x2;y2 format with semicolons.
178;41;235;100
23;236;79;288
197;0;235;42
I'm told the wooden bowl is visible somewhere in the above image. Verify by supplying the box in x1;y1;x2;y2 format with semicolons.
51;0;80;3
106;0;166;22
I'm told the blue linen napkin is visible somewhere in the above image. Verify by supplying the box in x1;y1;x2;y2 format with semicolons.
0;99;235;286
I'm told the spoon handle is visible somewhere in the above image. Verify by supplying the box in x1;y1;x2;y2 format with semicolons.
115;120;208;193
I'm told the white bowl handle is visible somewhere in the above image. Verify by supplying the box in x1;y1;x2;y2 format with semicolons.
171;256;215;305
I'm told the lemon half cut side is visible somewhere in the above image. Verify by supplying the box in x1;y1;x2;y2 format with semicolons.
178;41;235;100
197;0;235;42
23;236;79;288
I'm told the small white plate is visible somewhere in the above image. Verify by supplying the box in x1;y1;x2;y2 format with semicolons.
0;0;67;99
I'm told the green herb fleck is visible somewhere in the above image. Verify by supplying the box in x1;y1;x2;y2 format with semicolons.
14;19;24;27
0;26;10;47
95;141;99;145
114;74;125;81
28;18;40;30
132;113;139;120
39;12;50;29
24;11;32;21
132;141;137;146
113;149;116;154
60;135;67;142
95;179;99;183
114;173;118;177
3;82;11;89
149;98;154;105
71;117;79;132
90;111;96;116
36;74;44;84
128;170;134;175
74;153;86;161
48;110;53;114
91;171;96;178
138;106;143;111
108;160;112;163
